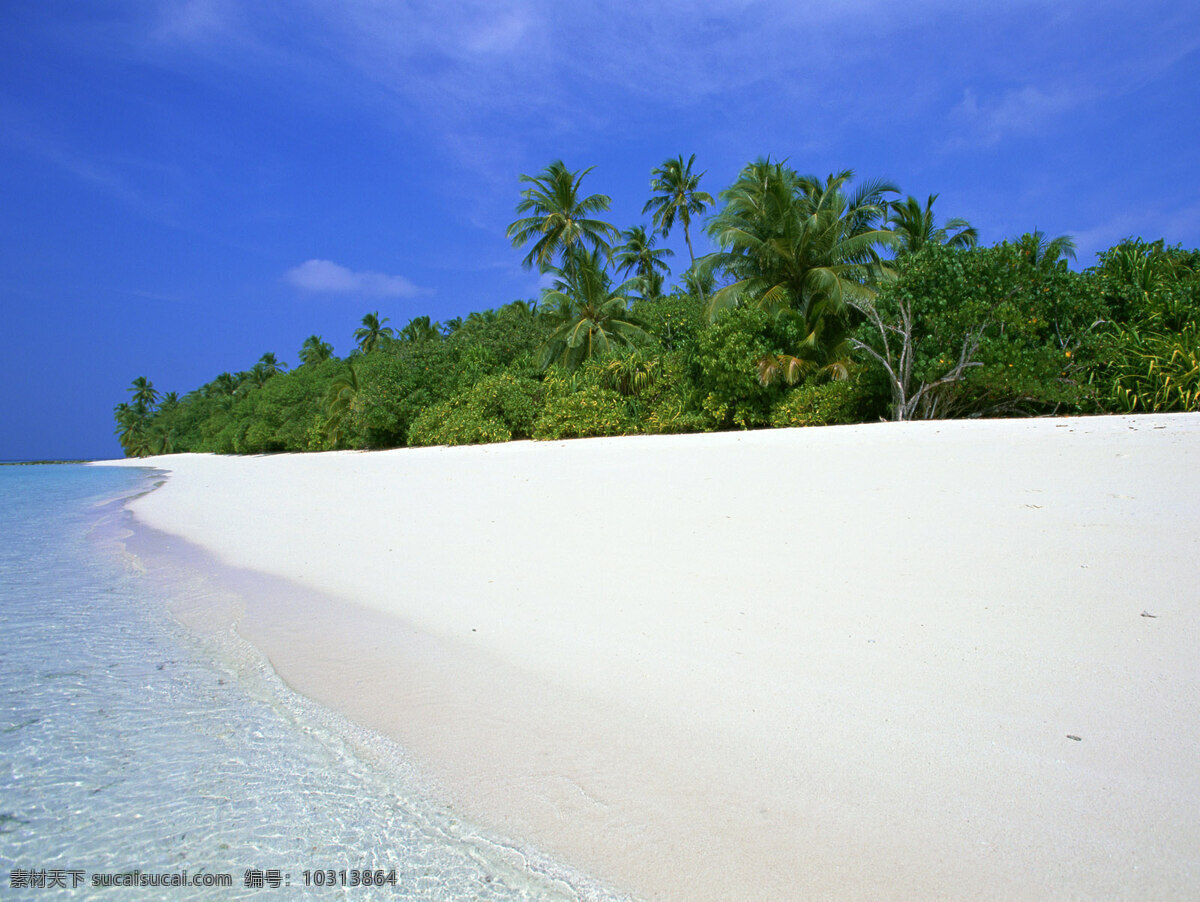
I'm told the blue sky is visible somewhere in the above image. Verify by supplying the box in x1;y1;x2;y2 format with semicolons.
2;1;1198;459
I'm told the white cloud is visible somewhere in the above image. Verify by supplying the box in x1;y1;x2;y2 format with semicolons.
284;259;428;297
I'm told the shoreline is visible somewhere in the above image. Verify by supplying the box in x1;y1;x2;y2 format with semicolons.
96;414;1200;899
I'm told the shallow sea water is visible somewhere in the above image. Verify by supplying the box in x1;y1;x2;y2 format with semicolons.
0;465;625;900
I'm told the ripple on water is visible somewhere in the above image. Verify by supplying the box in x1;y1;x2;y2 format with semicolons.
0;466;629;900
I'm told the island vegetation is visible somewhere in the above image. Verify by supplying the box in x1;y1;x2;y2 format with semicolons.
114;156;1200;456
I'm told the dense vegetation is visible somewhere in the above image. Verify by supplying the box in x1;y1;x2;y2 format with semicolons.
114;157;1200;457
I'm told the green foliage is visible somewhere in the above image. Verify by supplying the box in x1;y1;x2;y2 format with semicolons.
346;340;457;448
693;305;785;428
532;374;640;440
703;161;898;373
506;160;617;273
854;243;1106;419
1090;239;1200;411
631;290;704;355
408;373;542;446
538;251;649;370
1106;323;1200;412
116;158;1200;457
769;372;872;428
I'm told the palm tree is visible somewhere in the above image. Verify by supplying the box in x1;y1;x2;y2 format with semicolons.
466;309;499;328
128;376;159;412
501;299;539;318
398;315;441;343
207;372;238;397
614;224;674;298
323;363;359;446
113;402;152;457
643;154;713;297
506;160;618;279
239;363;270;390
354;311;394;354
1011;230;1077;270
887;194;977;255
298;335;334;366
257;352;288;377
538;251;648;370
705;161;898;374
440;317;465;336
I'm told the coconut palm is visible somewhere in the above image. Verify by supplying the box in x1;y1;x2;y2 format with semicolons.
257;352;288;376
506;160;617;278
354;311;394;354
887;194;978;255
705;161;898;374
239;363;271;390
113;402;152;457
207;372;238;397
539;250;648;370
1011;230;1077;270
614;225;674;297
323;363;359;445
128;376;159;412
501;299;539;318
298;335;334;366
643;154;713;297
398;315;441;343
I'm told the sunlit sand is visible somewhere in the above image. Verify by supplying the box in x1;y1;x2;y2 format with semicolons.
97;413;1200;899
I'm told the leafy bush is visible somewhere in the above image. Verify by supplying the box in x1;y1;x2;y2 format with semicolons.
532;369;641;440
1106;323;1200;412
855;244;1108;419
770;376;865;427
408;373;542;446
693;305;782;428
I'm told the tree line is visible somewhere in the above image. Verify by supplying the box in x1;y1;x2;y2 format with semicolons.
114;155;1200;456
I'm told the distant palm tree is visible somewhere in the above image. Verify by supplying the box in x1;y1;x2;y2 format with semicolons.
643;154;713;298
1011;230;1077;269
257;352;288;376
113;402;151;457
239;362;273;390
128;376;159;412
887;194;977;255
614;225;674;299
539;250;648;370
208;372;238;397
398;315;441;343
323;363;359;445
506;160;618;279
298;335;334;366
466;309;499;328
354;311;394;354
159;391;179;410
440;317;465;336
501;299;539;318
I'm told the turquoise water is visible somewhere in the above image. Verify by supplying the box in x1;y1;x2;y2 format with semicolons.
0;466;622;900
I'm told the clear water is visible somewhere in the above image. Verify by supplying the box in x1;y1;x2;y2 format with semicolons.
0;465;626;900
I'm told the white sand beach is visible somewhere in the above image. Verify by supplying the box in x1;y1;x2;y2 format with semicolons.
97;414;1200;900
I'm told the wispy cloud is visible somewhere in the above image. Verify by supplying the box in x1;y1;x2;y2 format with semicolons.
1071;201;1200;261
947;85;1084;148
284;259;429;297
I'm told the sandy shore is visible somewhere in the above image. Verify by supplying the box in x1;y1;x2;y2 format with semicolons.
97;414;1200;899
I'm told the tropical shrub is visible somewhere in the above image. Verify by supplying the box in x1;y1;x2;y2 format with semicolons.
769;374;869;428
532;368;641;440
692;305;784;428
408;373;542;446
853;243;1107;419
